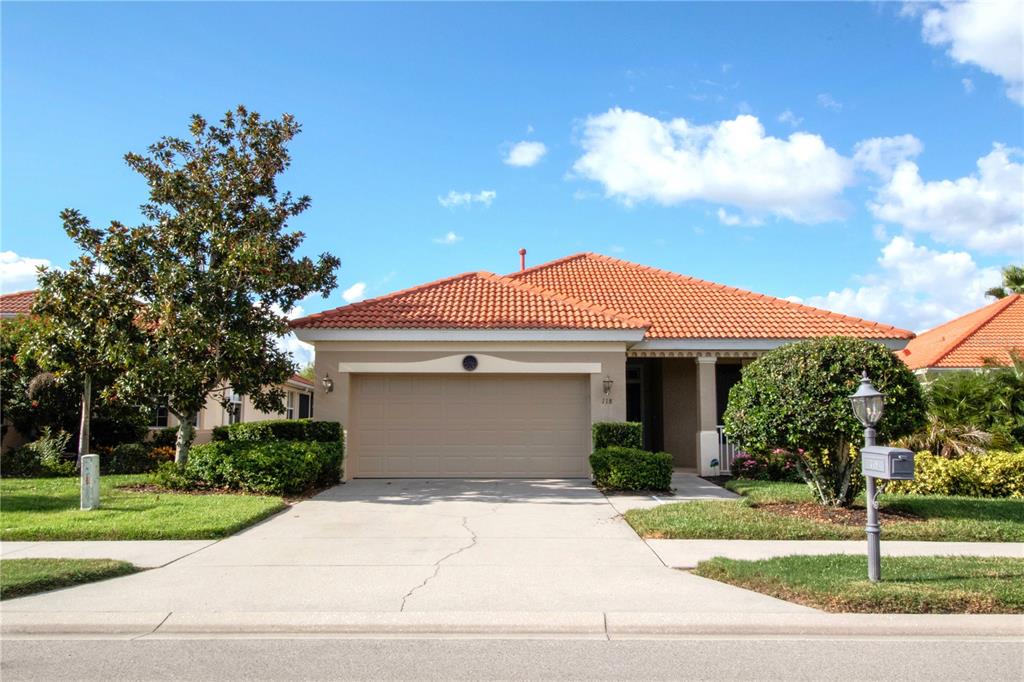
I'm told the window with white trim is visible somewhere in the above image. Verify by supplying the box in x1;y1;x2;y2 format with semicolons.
286;391;295;420
150;399;169;428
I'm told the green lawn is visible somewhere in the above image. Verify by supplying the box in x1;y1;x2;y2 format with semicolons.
625;479;1024;542
0;475;286;540
1;558;140;600
694;555;1024;613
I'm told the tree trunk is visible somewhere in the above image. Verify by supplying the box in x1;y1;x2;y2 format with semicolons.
77;373;92;464
174;416;196;467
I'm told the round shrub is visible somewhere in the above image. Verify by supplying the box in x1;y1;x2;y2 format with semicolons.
724;336;926;507
150;427;179;448
590;446;672;491
102;442;156;475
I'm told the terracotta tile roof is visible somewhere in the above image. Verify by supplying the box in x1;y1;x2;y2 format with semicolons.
901;294;1024;369
0;290;36;316
510;253;913;340
290;271;651;331
288;374;315;387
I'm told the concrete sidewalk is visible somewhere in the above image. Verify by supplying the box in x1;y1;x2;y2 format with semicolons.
647;539;1024;568
2;610;1021;638
604;471;739;514
0;541;217;568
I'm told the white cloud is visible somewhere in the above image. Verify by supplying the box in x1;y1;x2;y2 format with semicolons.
433;231;462;245
0;251;50;293
913;0;1024;104
572;109;854;223
716;208;762;227
852;134;924;179
504;141;547;167
777;109;803;128
867;144;1024;253
962;77;975;93
273;305;314;367
341;282;367;303
795;236;1002;332
816;93;843;111
438;190;496;208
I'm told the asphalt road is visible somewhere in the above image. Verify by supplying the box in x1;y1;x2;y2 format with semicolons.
3;637;1022;681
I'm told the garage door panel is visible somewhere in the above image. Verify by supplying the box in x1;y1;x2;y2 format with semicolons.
349;373;590;478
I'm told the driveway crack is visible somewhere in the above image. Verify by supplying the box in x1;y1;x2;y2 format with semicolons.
399;516;477;612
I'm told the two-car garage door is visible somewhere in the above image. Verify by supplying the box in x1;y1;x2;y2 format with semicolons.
348;374;591;478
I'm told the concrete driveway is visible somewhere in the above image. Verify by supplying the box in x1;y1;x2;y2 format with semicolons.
1;479;809;615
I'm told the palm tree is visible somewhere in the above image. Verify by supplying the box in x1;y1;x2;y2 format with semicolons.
896;413;992;458
985;265;1024;299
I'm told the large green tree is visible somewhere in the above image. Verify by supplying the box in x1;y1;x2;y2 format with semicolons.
724;336;926;507
986;265;1024;299
63;106;339;465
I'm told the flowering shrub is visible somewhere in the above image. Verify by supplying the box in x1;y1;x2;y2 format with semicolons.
732;450;803;482
887;450;1024;498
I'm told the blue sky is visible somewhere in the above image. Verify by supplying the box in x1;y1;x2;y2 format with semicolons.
3;2;1022;364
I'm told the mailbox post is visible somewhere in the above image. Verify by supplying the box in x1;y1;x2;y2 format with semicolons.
849;372;915;583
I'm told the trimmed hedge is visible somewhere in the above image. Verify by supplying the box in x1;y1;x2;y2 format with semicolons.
185;440;343;495
590;446;672;491
888;450;1024;499
212;419;342;444
592;421;643;450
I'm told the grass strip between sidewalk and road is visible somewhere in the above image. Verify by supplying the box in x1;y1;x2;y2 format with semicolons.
0;558;140;600
693;554;1024;614
0;475;286;541
625;480;1024;542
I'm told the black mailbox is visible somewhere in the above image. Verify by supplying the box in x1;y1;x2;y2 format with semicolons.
860;446;915;480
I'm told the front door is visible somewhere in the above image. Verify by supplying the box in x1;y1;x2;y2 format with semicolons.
625;358;663;452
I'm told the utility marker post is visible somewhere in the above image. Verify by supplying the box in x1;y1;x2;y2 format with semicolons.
81;453;100;510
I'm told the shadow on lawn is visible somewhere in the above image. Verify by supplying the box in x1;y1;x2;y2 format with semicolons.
883;495;1023;523
0;494;78;513
0;494;157;514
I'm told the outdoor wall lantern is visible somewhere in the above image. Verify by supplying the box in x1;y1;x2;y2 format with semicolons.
849;371;885;583
321;373;335;394
602;375;614;405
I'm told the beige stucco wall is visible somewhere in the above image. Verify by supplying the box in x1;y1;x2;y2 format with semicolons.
158;382;314;445
312;342;629;476
661;358;699;468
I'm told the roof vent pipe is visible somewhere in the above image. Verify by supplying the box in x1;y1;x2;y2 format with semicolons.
519;248;527;272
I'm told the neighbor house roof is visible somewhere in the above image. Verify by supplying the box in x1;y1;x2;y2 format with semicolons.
0;290;36;317
291;253;912;342
900;294;1024;370
288;374;315;388
290;271;651;331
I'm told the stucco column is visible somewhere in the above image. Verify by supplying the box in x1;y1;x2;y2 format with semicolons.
695;356;719;476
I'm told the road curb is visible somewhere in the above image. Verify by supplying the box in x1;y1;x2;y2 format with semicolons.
3;611;1022;637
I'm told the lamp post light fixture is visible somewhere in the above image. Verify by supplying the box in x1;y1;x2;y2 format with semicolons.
321;373;335;394
849;371;885;582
